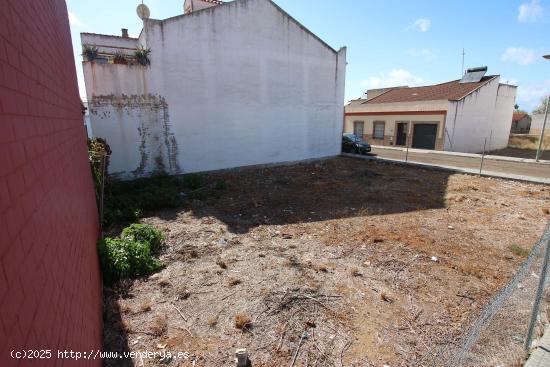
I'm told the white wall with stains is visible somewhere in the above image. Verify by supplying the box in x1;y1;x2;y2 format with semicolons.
445;77;516;153
82;0;346;179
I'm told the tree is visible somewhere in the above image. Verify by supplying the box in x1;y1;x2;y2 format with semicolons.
533;96;549;114
514;104;519;111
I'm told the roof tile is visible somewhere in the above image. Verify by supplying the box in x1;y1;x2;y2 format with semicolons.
364;76;498;104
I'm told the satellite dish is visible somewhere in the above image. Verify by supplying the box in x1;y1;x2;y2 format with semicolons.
136;4;150;19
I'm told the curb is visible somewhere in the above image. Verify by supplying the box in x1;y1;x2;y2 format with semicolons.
525;327;550;367
370;145;550;165
341;153;550;185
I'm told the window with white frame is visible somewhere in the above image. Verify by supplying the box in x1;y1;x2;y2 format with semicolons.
373;121;385;139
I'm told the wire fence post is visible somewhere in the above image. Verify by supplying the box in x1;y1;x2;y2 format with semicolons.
479;138;487;176
524;233;550;351
536;95;550;162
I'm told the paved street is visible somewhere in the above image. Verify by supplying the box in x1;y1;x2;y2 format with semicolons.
364;146;550;182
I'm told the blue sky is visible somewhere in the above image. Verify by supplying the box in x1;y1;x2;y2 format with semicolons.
66;0;550;111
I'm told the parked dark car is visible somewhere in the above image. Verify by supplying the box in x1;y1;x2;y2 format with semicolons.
342;133;371;154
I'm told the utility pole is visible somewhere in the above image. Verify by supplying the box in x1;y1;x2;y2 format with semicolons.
539;55;550;161
535;95;549;162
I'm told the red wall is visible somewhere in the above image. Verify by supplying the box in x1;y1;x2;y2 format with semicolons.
0;1;101;366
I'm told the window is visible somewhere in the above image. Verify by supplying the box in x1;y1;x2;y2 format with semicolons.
373;121;385;139
353;121;364;137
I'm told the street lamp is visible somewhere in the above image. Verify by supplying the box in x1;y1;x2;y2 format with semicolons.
536;55;550;161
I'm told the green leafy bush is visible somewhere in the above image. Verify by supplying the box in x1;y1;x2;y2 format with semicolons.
134;46;151;66
122;224;164;251
97;237;162;285
214;180;228;191
103;173;181;227
182;174;205;190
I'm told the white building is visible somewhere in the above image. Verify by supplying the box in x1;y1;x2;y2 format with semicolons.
344;68;517;153
81;0;346;179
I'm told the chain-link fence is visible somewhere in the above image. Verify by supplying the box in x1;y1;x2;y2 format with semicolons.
417;221;550;366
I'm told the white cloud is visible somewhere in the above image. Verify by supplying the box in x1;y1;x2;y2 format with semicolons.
409;18;431;32
408;48;436;61
518;0;544;23
516;80;550;111
68;11;85;27
501;47;537;65
360;69;427;89
501;77;520;86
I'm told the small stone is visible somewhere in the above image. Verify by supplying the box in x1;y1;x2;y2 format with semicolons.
448;225;455;230
431;256;438;262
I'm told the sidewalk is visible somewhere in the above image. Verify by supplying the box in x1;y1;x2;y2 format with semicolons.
525;328;550;367
342;147;550;184
370;145;550;165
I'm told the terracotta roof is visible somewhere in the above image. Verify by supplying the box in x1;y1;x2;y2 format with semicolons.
364;76;498;104
512;112;527;122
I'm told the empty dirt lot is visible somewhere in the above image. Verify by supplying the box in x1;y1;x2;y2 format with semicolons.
104;157;550;366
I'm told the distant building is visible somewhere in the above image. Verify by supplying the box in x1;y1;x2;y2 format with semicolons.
345;68;517;153
510;112;531;134
531;114;550;136
81;0;346;179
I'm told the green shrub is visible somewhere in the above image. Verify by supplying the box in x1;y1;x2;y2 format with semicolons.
182;174;205;190
103;173;181;227
134;46;151;66
97;237;162;285
510;244;529;257
214;180;228;191
187;190;208;201
122;224;164;251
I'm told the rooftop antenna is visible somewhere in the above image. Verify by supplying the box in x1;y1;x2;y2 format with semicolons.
461;48;466;76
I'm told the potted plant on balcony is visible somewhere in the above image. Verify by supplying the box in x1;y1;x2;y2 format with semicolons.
113;52;128;65
134;46;151;66
82;45;99;62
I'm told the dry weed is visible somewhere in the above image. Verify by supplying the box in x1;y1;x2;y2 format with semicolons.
216;258;228;269
235;313;252;330
228;278;241;287
150;315;168;336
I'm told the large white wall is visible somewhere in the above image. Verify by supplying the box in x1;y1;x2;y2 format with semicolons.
492;84;517;148
83;0;346;178
445;77;515;153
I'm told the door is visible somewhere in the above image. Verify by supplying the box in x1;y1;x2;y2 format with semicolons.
396;122;408;146
412;123;438;150
353;121;364;139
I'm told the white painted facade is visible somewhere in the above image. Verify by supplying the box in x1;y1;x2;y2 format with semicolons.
445;79;517;152
81;0;346;179
344;76;517;153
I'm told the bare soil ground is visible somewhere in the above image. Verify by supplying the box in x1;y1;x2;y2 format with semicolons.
103;157;550;367
489;135;550;159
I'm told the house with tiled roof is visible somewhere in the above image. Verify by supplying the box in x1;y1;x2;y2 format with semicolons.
510;112;531;134
345;69;517;153
81;0;346;178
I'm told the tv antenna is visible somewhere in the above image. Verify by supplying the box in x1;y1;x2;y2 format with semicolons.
461;48;466;76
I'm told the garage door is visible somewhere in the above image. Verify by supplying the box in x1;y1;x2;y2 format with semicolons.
412;123;437;150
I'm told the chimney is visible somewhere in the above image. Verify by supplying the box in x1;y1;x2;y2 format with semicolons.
121;28;129;38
